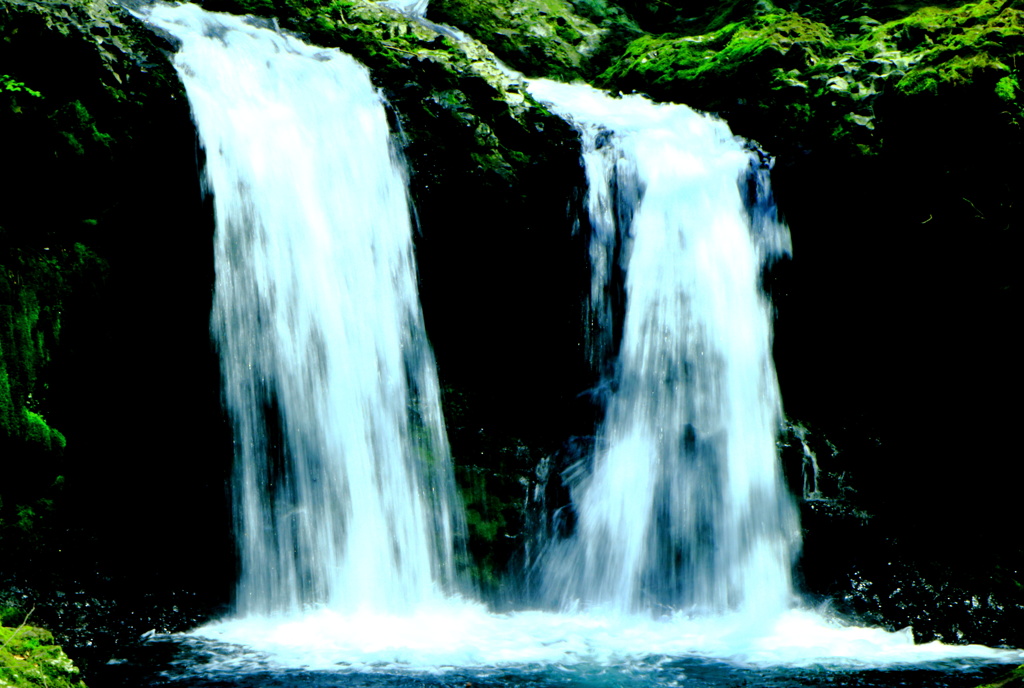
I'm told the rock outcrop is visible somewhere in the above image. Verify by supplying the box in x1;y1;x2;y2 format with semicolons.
0;623;86;688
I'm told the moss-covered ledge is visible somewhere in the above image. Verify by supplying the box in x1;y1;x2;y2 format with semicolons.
184;0;584;195
0;624;86;688
192;0;541;113
428;0;605;79
597;0;1024;158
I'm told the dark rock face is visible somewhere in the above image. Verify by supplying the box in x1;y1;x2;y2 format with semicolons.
2;0;236;671
779;421;1024;648
0;0;254;659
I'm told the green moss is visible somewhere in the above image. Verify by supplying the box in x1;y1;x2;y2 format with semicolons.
1;75;42;98
592;0;1024;163
600;12;837;94
431;0;604;79
0;607;24;627
1;248;70;445
941;52;1009;85
2;243;103;557
23;410;65;453
896;66;939;96
0;625;87;688
850;0;1019;92
48;101;114;157
443;386;553;595
995;74;1018;100
466;506;503;542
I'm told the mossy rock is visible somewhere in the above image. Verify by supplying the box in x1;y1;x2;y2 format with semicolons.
192;0;578;185
598;0;1024;159
1;244;101;476
0;625;86;688
429;0;605;79
1;0;189;236
443;385;535;595
599;10;839;102
1;244;102;448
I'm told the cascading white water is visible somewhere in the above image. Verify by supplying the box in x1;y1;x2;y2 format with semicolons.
139;2;460;616
529;80;801;617
124;8;1023;674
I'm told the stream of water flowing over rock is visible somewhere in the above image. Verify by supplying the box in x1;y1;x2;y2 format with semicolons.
140;2;460;617
121;5;1023;685
529;78;799;619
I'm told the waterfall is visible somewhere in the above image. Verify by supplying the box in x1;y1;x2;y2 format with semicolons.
119;11;1024;673
140;3;461;616
529;80;800;617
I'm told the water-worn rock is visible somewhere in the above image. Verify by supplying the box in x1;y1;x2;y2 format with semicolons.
975;665;1024;688
778;420;1024;648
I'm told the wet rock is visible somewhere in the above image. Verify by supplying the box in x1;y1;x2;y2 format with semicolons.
974;665;1024;688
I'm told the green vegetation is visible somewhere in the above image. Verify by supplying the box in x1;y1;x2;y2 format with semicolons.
442;386;548;595
1;75;42;98
593;0;1024;156
430;0;605;79
600;9;838;97
1;243;103;557
459;465;513;588
996;74;1019;100
612;0;1019;94
51;101;114;157
0;623;87;688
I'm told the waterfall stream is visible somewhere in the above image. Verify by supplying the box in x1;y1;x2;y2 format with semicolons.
528;80;800;617
140;2;460;616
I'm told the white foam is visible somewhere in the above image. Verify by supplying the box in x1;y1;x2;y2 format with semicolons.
184;605;1022;673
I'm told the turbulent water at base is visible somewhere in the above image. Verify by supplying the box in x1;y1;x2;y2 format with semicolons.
139;2;460;616
111;608;1022;687
125;7;1023;684
528;79;799;616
